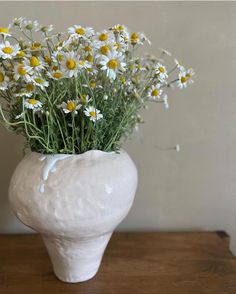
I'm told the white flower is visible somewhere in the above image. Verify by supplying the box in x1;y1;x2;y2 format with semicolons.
11;17;25;28
0;67;9;90
61;52;79;78
84;106;103;122
80;94;91;105
32;77;49;90
130;32;151;45
15;83;35;98
95;30;115;45
174;58;185;71
111;24;129;39
78;59;91;70
13;63;32;82
0;26;11;37
22;19;39;31
24;56;45;73
48;70;64;80
68;25;94;39
100;50;126;80
24;98;43;110
37;24;54;33
0;41;20;59
177;69;194;89
155;63;168;81
147;84;163;101
61;100;81;114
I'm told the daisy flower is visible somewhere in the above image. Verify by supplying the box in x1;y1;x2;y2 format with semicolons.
155;63;168;80
0;26;11;37
48;69;64;80
130;32;151;45
61;51;79;78
95;30;115;45
0;41;20;59
32;77;49;90
80;94;91;105
68;25;94;39
177;68;195;89
100;50;126;80
15;83;35;98
84;106;103;122
78;59;91;70
22;19;39;31
24;98;43;110
11;17;25;28
148;84;163;101
0;67;9;90
37;24;54;33
61;100;81;114
174;58;185;70
25;56;45;73
13;63;32;82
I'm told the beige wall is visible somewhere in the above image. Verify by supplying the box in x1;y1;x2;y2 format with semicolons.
1;1;236;249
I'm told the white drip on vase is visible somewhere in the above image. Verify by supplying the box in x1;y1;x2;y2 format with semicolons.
39;154;72;193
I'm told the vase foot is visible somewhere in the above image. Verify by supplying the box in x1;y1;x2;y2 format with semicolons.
42;232;112;283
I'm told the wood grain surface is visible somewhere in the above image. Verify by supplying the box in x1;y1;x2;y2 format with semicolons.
0;232;236;294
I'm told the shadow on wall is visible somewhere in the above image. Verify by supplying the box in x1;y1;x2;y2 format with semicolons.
0;126;32;233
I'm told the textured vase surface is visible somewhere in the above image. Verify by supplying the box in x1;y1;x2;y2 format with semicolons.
9;149;138;283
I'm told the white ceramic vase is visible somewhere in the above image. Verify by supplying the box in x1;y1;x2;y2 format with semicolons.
9;149;138;283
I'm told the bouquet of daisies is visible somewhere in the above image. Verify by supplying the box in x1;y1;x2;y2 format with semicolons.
0;18;194;154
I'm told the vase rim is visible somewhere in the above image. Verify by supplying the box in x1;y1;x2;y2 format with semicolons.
28;148;124;158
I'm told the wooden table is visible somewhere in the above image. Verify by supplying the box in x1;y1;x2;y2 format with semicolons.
1;232;236;293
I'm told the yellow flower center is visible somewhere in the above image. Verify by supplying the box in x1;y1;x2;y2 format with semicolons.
131;33;139;44
89;80;96;88
151;89;159;96
28;99;38;105
57;54;64;61
100;45;110;55
99;33;108;41
79;60;85;66
120;76;126;84
52;65;58;71
114;42;120;50
181;76;187;83
2;47;13;54
107;59;118;70
67;101;76;112
159;66;165;73
30;56;40;67
0;72;4;82
76;27;85;35
18;65;27;76
117;25;124;31
53;72;62;79
86;54;93;63
66;59;76;70
84;45;91;52
80;95;87;104
35;78;43;84
17;50;25;58
31;42;41;50
0;27;9;34
186;73;192;78
26;84;34;92
89;111;96;118
44;56;52;65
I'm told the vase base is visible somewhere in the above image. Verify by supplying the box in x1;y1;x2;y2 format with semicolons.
42;232;112;283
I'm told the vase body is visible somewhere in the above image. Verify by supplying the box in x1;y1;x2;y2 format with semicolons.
9;149;138;283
